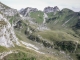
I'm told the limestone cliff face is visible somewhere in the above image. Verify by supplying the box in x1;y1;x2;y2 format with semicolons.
0;14;20;47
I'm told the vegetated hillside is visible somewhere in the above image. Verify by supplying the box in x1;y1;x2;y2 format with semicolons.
30;11;44;24
19;7;80;60
46;8;80;29
0;2;80;60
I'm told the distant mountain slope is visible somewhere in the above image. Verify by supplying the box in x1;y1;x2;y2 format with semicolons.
46;8;80;29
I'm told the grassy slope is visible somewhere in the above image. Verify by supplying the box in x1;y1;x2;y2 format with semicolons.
46;8;79;29
0;46;9;52
35;29;80;42
13;10;80;59
13;20;70;60
30;11;44;24
3;45;58;60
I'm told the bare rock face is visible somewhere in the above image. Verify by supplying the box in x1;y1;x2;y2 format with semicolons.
44;6;60;13
20;7;38;17
0;14;20;47
0;2;18;17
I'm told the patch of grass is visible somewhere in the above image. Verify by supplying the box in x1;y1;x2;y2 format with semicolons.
35;30;80;42
15;32;23;40
6;45;57;60
9;17;13;25
47;12;57;18
30;11;44;24
4;51;36;60
0;46;9;52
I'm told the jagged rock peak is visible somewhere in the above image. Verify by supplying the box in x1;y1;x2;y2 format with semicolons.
54;6;60;11
44;6;60;13
20;7;38;17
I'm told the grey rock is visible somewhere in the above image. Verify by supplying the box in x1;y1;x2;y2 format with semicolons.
0;2;18;17
44;6;60;13
20;7;38;17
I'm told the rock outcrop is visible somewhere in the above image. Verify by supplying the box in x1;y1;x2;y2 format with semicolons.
0;2;18;17
0;13;20;47
20;7;38;17
44;6;60;13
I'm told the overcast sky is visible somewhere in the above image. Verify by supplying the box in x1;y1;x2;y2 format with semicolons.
0;0;80;12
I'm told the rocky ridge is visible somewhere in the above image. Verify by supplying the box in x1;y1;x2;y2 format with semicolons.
0;2;18;17
20;7;38;17
44;6;60;13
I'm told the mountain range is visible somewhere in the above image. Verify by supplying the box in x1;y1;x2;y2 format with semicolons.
0;2;80;60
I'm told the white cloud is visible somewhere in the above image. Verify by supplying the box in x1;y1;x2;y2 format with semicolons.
0;0;80;11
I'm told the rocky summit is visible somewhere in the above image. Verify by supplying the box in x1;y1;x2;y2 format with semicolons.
44;6;60;13
0;2;80;60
